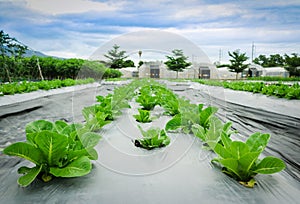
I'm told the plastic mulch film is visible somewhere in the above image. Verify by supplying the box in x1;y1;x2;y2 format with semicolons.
0;82;299;204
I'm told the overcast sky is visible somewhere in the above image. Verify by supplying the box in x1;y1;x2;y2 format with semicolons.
1;0;299;63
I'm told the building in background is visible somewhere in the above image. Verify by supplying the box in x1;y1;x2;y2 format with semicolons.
119;63;290;79
119;61;219;79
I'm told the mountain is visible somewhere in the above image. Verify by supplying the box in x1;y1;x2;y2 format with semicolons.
2;45;47;57
23;49;48;57
2;45;64;59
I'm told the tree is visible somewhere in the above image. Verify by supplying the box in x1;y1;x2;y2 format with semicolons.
0;30;28;82
21;56;40;79
104;44;133;69
138;61;144;68
77;60;122;79
227;50;249;79
164;49;191;78
253;54;268;67
122;59;135;68
268;54;285;67
55;58;84;79
284;53;300;77
253;54;285;67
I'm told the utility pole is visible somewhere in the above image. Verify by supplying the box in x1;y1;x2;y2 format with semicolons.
251;42;255;62
219;49;222;63
18;40;44;80
137;50;142;78
37;57;44;80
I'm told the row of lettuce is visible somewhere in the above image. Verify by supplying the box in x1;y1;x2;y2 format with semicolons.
3;79;285;188
194;79;300;99
246;76;300;81
2;76;300;100
2;80;135;187
2;79;145;187
0;78;96;96
130;80;285;187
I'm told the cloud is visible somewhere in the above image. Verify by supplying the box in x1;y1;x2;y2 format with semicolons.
173;3;245;21
90;30;210;63
164;24;300;63
0;0;299;62
24;0;122;15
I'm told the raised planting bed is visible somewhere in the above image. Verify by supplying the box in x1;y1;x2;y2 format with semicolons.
0;79;299;203
0;78;95;96
246;76;300;82
194;79;300;99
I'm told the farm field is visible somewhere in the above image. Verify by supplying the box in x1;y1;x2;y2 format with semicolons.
0;79;299;203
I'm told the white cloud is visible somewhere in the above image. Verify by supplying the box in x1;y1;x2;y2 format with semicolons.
173;3;244;20
163;25;300;63
24;0;122;15
24;24;299;62
2;0;298;62
90;30;211;63
244;0;300;7
165;25;300;45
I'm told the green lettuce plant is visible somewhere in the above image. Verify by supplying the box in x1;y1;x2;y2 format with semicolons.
165;103;218;134
136;93;158;110
194;79;300;100
192;117;235;149
82;91;131;131
0;78;95;96
149;84;175;105
211;132;285;187
3;120;101;187
82;106;111;131
136;85;160;110
95;94;130;121
160;95;180;116
134;125;170;150
133;109;152;123
165;99;198;133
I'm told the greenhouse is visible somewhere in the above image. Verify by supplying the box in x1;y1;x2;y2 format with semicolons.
128;61;219;79
120;63;291;80
263;67;290;77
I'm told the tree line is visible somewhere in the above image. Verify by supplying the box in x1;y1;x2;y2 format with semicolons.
253;53;300;77
0;55;123;83
0;31;122;82
218;51;300;78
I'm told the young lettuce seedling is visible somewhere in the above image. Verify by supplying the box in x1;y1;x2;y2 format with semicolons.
211;132;285;188
136;85;160;110
3;119;101;187
191;116;236;150
133;109;152;123
160;96;180;116
95;94;129;121
82;106;111;131
134;125;170;150
165;103;218;134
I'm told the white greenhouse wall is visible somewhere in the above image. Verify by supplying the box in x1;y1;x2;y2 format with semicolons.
118;62;290;79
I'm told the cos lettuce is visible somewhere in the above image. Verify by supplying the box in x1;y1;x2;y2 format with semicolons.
133;109;152;123
134;125;170;150
211;132;285;187
3;120;101;187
